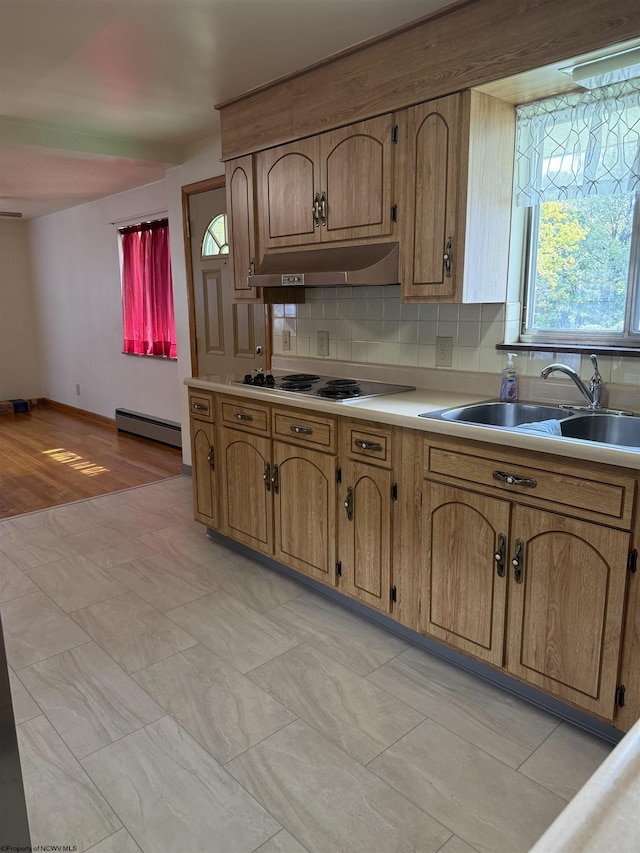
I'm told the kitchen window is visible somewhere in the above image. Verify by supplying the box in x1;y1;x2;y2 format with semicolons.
120;217;177;359
516;80;640;346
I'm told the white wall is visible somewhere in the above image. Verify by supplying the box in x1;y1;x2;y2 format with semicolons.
27;133;223;465
0;218;43;399
29;181;183;424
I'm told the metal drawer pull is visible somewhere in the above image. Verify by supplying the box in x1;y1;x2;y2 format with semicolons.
443;236;453;278
320;191;327;226
493;470;537;488
344;485;354;521
192;402;208;411
494;533;506;578
355;439;383;452
512;539;524;583
234;412;253;421
290;424;313;435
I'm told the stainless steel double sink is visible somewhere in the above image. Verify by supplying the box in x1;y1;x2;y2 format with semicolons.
418;401;640;449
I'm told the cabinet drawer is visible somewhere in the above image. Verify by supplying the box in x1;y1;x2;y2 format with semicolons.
220;398;270;435
425;440;635;528
189;391;214;422
273;409;336;452
343;422;393;467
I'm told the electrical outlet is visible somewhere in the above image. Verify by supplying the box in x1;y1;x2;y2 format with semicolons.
317;330;329;357
75;383;81;396
436;336;453;367
282;330;291;351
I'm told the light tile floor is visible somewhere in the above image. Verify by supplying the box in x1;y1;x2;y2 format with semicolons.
1;475;614;853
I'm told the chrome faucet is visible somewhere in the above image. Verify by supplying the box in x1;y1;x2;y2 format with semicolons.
540;354;603;410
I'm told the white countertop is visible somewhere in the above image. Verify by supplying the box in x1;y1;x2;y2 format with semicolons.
186;375;640;471
530;717;640;853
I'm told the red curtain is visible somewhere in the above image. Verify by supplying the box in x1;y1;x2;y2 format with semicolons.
121;218;177;358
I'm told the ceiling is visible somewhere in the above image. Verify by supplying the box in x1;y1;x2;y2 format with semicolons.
0;0;457;218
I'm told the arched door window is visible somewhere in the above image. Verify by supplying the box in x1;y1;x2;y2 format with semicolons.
201;213;229;256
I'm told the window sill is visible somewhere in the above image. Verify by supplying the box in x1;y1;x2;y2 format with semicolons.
121;352;178;361
496;343;640;358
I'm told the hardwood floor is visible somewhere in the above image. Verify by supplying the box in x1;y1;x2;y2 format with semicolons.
0;405;183;519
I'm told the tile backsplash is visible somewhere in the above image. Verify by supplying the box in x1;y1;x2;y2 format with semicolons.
271;285;640;388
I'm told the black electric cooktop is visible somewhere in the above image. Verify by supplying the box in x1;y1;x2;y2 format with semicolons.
231;372;414;401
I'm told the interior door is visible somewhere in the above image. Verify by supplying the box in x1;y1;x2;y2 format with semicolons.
189;187;266;376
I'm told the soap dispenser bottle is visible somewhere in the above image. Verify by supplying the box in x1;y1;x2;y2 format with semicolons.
500;353;518;402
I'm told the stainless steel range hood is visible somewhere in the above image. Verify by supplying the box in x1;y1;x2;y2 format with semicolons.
250;242;399;288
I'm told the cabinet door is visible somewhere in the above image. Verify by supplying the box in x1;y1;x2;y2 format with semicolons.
220;427;272;554
190;418;218;528
320;114;396;242
257;137;321;249
273;441;336;584
226;156;259;300
421;481;510;666
401;94;461;300
339;459;393;613
506;506;629;720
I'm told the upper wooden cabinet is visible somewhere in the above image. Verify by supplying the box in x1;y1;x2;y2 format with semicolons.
398;90;515;303
256;114;397;251
225;155;259;300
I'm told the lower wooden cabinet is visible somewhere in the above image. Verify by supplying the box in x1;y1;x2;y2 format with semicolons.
220;427;273;554
505;505;629;720
273;440;337;584
190;418;219;528
422;478;630;720
189;389;639;731
421;481;509;666
339;458;393;613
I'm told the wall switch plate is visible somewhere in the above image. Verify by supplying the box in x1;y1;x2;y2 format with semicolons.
317;330;329;357
436;336;453;367
282;330;291;351
75;383;81;396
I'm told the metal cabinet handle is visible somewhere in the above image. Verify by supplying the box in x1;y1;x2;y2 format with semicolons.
234;412;253;421
207;446;215;471
494;533;506;577
512;539;524;583
291;424;313;435
320;192;327;226
313;194;321;227
263;461;271;491
355;439;382;452
443;236;453;278
344;485;354;521
271;464;279;494
248;258;255;277
493;470;537;489
192;402;207;411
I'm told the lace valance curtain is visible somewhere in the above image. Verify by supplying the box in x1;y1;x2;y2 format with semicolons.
514;79;640;207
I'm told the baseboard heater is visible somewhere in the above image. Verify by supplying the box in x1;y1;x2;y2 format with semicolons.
115;408;182;448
